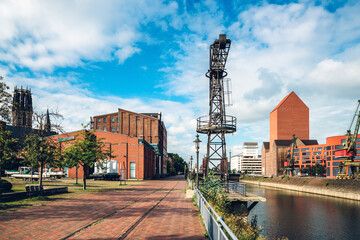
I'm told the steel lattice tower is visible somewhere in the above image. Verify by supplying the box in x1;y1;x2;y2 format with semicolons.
197;34;236;179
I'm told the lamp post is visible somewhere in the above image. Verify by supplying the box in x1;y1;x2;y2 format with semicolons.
193;134;201;187
190;155;193;172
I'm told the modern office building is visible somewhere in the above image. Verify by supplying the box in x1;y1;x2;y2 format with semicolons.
231;142;262;174
289;135;360;178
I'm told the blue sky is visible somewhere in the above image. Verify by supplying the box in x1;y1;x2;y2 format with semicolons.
1;0;360;161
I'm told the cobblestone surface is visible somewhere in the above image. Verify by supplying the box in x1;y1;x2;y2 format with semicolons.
0;176;206;240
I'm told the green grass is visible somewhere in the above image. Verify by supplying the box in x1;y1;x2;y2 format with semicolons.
0;177;145;213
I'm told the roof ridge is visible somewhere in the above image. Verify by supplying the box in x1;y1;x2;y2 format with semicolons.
271;91;296;113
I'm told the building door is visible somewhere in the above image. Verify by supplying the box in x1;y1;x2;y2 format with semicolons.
130;162;136;179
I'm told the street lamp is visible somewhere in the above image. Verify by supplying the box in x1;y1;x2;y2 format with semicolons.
193;134;201;187
190;156;193;172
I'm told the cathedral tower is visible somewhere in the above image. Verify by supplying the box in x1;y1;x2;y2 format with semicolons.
12;86;33;128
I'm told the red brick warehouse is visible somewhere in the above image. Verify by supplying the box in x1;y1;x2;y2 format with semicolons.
91;108;167;177
50;130;156;180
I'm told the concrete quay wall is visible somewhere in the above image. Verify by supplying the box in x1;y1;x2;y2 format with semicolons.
240;180;360;201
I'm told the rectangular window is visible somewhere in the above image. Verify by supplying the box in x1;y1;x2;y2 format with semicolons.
98;127;101;130
327;162;330;166
302;152;311;155
302;157;310;160
111;126;115;132
326;146;331;150
98;119;101;123
341;139;346;143
327;157;331;160
313;152;321;155
112;117;115;122
136;116;140;120
104;118;107;123
302;161;311;164
355;156;360;160
316;160;322;164
316;156;321;159
317;147;323;151
333;162;339;166
117;126;119;132
117;117;119;123
327;168;330;176
294;149;299;152
333;167;339;176
294;153;299;156
301;148;310;152
103;126;106;131
356;143;360;148
335;145;343;149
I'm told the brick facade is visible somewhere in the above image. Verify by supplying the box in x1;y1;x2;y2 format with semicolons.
92;108;167;177
262;91;311;175
50;130;156;180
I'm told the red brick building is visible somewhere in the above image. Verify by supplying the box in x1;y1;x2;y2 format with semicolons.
91;108;167;177
262;91;316;175
50;130;156;180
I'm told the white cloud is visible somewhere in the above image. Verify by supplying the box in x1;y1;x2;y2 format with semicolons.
2;0;360;161
0;0;178;71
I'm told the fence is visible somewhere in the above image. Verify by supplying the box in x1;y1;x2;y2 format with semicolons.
224;181;246;196
194;186;238;240
187;178;194;190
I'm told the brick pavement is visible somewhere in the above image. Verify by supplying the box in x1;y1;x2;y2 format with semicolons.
0;176;206;240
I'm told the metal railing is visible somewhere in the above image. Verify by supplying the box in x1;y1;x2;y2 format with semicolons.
196;115;237;134
188;178;194;190
194;186;238;240
224;181;246;196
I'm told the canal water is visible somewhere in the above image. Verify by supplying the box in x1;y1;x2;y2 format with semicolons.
246;184;360;240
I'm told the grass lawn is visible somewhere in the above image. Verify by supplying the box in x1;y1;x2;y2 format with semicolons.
0;177;145;212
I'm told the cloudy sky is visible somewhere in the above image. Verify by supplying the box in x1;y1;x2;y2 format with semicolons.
1;0;360;161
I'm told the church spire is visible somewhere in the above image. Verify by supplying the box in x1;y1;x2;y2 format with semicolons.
44;109;51;133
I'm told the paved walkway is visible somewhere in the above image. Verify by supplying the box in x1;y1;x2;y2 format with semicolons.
0;176;206;240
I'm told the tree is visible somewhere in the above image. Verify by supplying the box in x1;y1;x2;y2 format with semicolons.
0;77;12;123
0;129;19;180
22;134;56;186
63;127;111;190
33;108;65;133
172;153;186;175
63;142;82;184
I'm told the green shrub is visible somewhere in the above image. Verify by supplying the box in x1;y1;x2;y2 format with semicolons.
0;179;12;193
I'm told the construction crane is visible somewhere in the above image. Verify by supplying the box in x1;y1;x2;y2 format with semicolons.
197;34;236;180
336;100;360;179
284;134;297;176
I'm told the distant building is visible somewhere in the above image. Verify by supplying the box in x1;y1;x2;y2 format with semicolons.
92;108;167;177
287;134;360;178
3;87;55;143
12;86;33;129
262;91;318;176
231;142;262;174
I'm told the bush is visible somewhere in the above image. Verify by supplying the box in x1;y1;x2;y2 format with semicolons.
0;179;12;193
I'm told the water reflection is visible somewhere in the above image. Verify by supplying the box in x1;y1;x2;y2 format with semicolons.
246;185;360;240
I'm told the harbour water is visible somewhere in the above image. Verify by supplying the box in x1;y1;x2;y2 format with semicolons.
246;184;360;240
